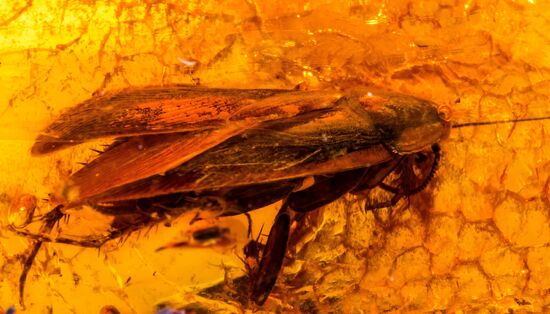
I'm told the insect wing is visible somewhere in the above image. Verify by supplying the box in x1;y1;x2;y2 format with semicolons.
32;86;342;155
34;87;343;203
78;105;394;203
67;123;253;203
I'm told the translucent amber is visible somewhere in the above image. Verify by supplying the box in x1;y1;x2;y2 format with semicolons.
1;0;550;313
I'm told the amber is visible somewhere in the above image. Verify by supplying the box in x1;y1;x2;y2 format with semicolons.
1;0;550;313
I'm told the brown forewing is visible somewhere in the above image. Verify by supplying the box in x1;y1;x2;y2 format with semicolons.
72;106;393;204
68;123;254;202
32;86;343;155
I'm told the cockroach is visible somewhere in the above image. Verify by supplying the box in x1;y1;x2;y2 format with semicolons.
9;85;550;307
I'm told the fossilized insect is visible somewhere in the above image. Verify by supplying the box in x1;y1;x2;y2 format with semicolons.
11;85;545;307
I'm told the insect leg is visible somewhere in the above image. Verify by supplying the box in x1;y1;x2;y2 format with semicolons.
286;168;368;213
11;225;136;248
250;170;369;305
214;181;299;237
242;224;266;275
405;144;441;195
12;210;166;248
350;158;403;193
250;205;291;305
18;205;65;307
248;153;435;304
216;209;253;238
244;212;252;238
358;144;441;211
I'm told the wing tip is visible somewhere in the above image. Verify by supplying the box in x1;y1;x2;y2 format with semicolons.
31;135;81;155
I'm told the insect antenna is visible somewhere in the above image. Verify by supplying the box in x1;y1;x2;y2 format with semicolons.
452;115;550;128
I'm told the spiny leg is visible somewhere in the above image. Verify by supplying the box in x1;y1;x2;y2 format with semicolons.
14;207;172;307
11;215;148;248
250;160;429;304
11;203;175;246
242;224;265;275
403;144;440;195
251;169;369;305
351;158;403;193
18;205;65;307
250;147;440;304
12;229;114;248
244;212;252;238
384;144;440;197
216;181;299;237
250;205;291;305
350;159;405;211
356;144;440;212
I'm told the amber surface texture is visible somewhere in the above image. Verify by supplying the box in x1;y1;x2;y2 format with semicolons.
1;0;550;313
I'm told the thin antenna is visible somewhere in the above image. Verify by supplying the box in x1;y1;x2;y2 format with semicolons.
452;116;550;128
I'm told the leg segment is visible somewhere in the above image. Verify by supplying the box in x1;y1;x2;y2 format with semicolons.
250;205;291;305
354;144;441;211
14;206;172;306
18;205;65;307
10;211;165;248
249;146;440;305
287;168;367;213
250;170;369;304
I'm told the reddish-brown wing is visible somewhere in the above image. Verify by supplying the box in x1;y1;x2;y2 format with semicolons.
34;86;344;204
67;124;250;202
32;85;341;154
72;105;393;204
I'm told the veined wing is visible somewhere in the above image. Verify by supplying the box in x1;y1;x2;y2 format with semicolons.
72;106;393;204
32;85;342;154
67;122;253;202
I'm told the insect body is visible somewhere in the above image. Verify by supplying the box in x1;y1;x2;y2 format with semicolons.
12;85;451;306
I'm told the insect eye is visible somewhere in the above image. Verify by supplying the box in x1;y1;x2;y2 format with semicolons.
438;105;452;122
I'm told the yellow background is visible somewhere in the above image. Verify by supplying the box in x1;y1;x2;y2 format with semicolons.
1;0;550;313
